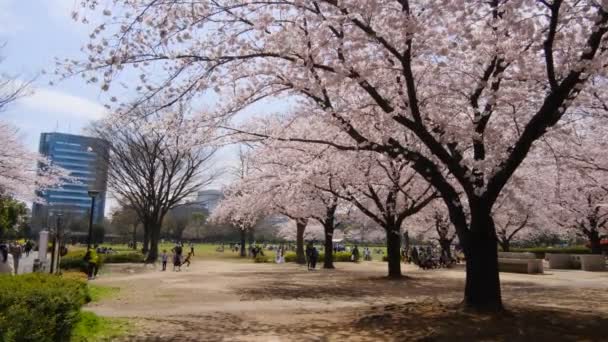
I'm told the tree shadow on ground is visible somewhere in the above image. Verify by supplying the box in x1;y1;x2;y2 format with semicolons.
237;274;463;301
121;301;608;341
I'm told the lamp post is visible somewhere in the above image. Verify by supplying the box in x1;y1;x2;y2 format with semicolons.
87;190;100;250
55;214;63;274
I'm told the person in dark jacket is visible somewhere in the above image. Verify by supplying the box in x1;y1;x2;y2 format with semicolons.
305;242;314;270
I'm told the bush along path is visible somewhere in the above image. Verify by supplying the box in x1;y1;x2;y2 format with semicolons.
0;273;130;342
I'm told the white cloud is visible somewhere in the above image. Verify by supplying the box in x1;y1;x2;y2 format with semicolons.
20;87;107;121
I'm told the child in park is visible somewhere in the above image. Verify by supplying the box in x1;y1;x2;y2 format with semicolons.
161;250;168;271
182;252;192;267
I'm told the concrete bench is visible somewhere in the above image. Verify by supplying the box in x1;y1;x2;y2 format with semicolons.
498;252;537;259
547;253;576;269
547;254;606;271
578;255;606;271
498;258;543;274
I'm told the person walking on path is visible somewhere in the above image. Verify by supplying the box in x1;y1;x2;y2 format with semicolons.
310;246;319;270
161;250;168;271
189;242;195;256
24;240;33;257
305;242;314;270
84;248;99;280
0;244;15;275
172;244;182;271
9;243;22;275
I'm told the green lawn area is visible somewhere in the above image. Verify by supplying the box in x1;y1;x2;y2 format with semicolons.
71;311;131;342
69;242;389;263
88;284;120;302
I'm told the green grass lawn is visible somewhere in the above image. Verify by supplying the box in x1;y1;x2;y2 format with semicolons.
69;242;388;263
71;311;131;342
88;284;120;302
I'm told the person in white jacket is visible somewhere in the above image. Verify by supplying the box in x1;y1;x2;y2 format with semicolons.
0;244;15;275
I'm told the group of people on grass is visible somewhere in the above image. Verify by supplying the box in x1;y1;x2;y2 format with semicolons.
406;246;459;269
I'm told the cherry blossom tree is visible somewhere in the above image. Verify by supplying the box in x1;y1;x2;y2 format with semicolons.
277;219;324;242
312;148;437;277
70;0;608;311
553;135;608;254
213;144;345;268
0;43;30;113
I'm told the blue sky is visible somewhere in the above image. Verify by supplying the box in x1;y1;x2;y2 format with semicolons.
1;1;296;215
0;0;110;149
0;0;270;213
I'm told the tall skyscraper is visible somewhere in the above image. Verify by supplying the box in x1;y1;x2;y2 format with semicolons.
32;132;110;232
196;189;223;213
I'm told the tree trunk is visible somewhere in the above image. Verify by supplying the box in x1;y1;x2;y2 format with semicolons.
385;227;402;278
142;224;150;255
296;219;307;265
323;223;334;269
239;229;246;257
463;212;503;311
132;224;138;250
441;240;453;260
589;231;602;254
145;225;160;263
247;227;254;257
498;239;510;252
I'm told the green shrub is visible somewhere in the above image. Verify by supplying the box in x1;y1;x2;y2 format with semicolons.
61;251;142;273
284;252;298;263
283;251;355;262
60;251;89;272
254;254;271;263
0;273;90;342
102;252;144;264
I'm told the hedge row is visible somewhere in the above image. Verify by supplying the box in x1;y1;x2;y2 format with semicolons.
283;251;356;262
60;251;144;273
0;273;90;342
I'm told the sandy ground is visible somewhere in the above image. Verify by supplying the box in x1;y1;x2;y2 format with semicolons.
88;260;608;341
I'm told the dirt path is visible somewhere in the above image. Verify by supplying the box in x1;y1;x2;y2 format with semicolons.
88;260;608;341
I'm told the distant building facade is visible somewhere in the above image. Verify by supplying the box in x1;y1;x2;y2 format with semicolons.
195;189;223;213
32;133;109;232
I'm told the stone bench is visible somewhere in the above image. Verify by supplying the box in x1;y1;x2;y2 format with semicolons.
547;254;607;271
578;255;606;271
547;253;575;269
498;252;537;259
498;258;544;274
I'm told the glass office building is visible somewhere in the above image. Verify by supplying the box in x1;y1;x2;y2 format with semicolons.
32;133;110;231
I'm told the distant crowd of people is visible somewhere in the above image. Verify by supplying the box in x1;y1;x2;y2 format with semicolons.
0;240;35;275
405;245;460;269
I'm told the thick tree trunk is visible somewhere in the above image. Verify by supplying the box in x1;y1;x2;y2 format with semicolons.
463;212;503;311
296;219;307;265
498;239;510;252
145;225;160;263
440;239;453;260
142;224;150;255
589;231;602;254
323;223;334;269
239;229;246;257
385;227;402;278
247;228;254;257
